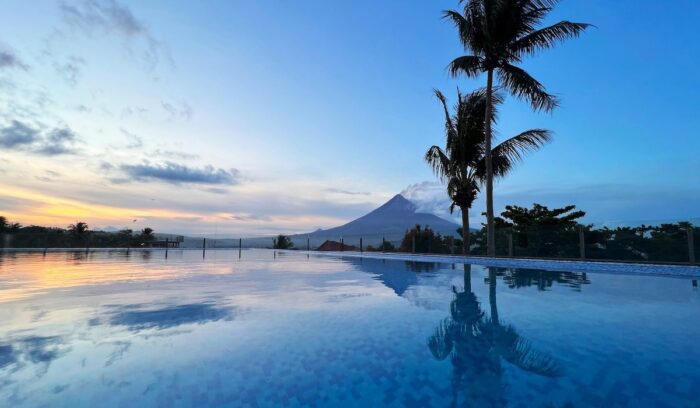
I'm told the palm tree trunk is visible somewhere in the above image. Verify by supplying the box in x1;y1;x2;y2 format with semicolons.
461;206;470;255
488;267;499;324
463;264;472;293
484;69;495;257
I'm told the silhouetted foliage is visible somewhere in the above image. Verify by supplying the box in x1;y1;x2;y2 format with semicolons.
426;89;551;254
367;240;397;252
399;225;452;254
0;217;158;248
273;235;294;249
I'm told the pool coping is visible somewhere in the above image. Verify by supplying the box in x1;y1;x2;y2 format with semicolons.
295;250;700;278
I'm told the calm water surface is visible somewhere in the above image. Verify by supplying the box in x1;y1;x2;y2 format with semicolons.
1;249;698;407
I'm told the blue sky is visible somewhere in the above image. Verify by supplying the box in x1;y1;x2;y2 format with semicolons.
0;0;699;235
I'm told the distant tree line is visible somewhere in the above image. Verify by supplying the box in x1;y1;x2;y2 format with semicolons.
0;217;157;248
381;204;697;263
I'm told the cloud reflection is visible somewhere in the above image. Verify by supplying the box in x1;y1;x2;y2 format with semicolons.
104;302;236;331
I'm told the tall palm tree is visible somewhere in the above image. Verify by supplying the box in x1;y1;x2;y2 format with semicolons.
444;0;590;256
425;88;551;254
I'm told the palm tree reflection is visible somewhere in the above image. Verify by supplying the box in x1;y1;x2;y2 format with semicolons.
428;266;563;407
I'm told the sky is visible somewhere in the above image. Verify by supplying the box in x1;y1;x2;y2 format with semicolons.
0;0;699;236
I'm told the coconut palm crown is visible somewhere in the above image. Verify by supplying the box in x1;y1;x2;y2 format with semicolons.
444;0;591;256
425;88;551;254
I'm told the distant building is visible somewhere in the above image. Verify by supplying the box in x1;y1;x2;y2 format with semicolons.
317;240;358;252
144;236;184;248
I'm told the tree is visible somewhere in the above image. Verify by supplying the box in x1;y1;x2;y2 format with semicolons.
399;225;450;254
0;217;20;233
444;0;590;256
273;235;294;249
495;203;585;257
139;227;155;245
67;222;89;235
426;89;551;254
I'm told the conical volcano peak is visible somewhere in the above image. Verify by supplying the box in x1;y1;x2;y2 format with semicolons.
374;194;416;215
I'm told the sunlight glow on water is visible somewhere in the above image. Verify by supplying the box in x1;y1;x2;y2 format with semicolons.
1;249;699;407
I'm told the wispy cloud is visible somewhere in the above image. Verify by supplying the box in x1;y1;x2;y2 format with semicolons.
0;120;80;155
35;128;80;156
59;0;172;70
0;120;39;148
119;161;240;185
161;101;193;121
325;188;371;196
0;49;28;71
120;128;143;149
151;149;199;160
52;55;86;86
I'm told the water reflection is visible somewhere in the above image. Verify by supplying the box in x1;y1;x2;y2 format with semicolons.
488;267;590;291
429;266;563;407
0;335;68;376
101;302;236;331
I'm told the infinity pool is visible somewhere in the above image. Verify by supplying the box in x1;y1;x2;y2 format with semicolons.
1;250;699;407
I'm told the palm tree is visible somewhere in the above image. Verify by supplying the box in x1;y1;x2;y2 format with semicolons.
67;222;89;235
426;88;551;254
444;0;590;256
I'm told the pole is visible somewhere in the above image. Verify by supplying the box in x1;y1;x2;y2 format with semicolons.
239;238;242;259
382;237;385;252
165;238;169;259
508;231;513;257
688;227;696;264
579;227;585;260
307;237;310;251
340;238;344;252
203;238;206;258
360;237;363;253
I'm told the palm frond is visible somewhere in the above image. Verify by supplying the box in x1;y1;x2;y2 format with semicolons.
512;21;592;57
434;89;455;138
492;129;552;164
503;336;565;377
425;145;452;182
428;319;454;360
496;63;558;112
448;55;483;78
442;9;472;49
474;129;552;181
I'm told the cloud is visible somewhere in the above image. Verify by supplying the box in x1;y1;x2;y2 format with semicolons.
35;128;80;155
325;188;371;196
0;49;28;70
119;161;241;185
120;128;143;149
0;120;40;148
52;55;86;86
60;0;146;37
59;0;171;70
0;121;80;155
151;148;199;160
401;181;456;219
161;101;193;121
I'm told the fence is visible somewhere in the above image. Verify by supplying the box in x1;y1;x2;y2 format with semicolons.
1;220;698;265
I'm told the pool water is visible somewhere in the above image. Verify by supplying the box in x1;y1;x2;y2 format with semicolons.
1;249;698;407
